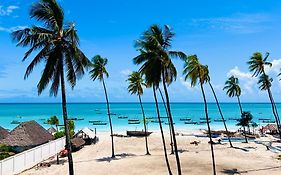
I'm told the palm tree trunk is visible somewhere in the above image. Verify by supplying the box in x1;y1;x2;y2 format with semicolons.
161;72;182;175
138;95;150;155
208;81;233;147
268;89;281;130
153;85;172;175
200;83;216;175
237;96;243;114
267;88;281;140
243;126;248;143
159;88;174;155
60;62;74;175
102;79;115;158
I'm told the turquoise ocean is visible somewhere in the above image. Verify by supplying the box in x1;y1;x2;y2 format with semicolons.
0;103;279;132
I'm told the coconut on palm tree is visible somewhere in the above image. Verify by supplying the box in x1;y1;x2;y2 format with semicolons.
89;55;115;158
127;71;150;155
203;67;233;147
134;24;186;175
11;0;89;174
223;76;243;114
247;52;281;140
183;55;216;175
237;112;253;143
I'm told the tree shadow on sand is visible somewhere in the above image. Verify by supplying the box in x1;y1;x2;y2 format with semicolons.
96;153;137;162
222;166;281;174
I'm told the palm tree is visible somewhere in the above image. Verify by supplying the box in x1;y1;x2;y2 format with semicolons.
204;67;233;147
127;71;150;155
223;76;243;114
183;55;216;175
159;88;174;154
11;0;89;174
47;115;59;131
134;24;186;175
237;112;253;143
89;55;115;158
247;52;281;140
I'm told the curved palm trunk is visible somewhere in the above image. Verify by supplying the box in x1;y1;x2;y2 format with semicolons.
268;89;281;129
200;83;216;175
153;86;172;175
60;63;74;175
243;126;248;143
267;88;281;140
161;73;182;175
138;95;150;155
159;89;174;155
237;96;243;114
102;79;115;158
208;82;233;147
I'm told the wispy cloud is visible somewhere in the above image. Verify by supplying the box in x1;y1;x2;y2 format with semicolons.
120;69;132;76
0;25;27;33
0;5;19;16
190;13;272;34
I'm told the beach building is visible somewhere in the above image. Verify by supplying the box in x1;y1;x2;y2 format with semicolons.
74;127;98;145
0;120;54;152
261;124;278;135
47;126;57;135
0;126;9;140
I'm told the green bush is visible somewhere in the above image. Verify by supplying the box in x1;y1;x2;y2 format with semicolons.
54;131;65;139
0;144;13;152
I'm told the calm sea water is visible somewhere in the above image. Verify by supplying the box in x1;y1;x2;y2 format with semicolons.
0;103;279;132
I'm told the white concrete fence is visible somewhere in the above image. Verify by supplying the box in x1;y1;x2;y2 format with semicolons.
0;137;66;175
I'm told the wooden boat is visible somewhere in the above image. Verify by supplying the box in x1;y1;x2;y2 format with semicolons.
145;117;153;120
127;131;152;137
128;121;140;124
11;120;20;124
128;119;139;122
180;118;192;121
68;117;84;121
92;122;107;125
200;117;211;120
198;121;211;124
151;120;164;123
118;116;128;119
184;121;197;124
262;120;275;123
89;120;102;123
258;118;271;121
214;119;226;122
228;118;239;121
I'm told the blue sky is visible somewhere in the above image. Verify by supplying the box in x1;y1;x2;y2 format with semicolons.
1;0;281;103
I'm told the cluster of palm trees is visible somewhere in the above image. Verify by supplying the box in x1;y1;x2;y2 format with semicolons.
11;0;281;175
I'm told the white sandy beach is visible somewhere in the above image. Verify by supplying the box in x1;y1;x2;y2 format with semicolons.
20;131;281;175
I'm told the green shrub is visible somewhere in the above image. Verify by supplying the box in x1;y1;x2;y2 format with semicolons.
54;131;65;139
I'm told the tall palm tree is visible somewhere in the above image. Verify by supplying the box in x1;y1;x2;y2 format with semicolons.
159;88;174;154
183;55;216;175
11;0;89;174
127;71;150;155
223;76;243;114
47;115;59;131
89;55;115;158
204;67;233;147
247;52;281;140
237;112;253;143
134;24;186;175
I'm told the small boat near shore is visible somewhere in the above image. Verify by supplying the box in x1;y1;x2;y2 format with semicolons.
214;119;226;122
128;121;140;124
89;120;102;123
180;118;192;121
127;131;152;137
118;116;128;119
258;118;271;121
228;117;239;121
128;119;139;122
262;120;275;123
92;122;107;125
68;117;84;121
184;121;197;124
11;120;21;124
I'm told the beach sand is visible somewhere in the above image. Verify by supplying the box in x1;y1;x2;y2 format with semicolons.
20;131;281;175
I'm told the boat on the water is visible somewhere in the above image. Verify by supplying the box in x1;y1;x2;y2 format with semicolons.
198;121;211;124
262;120;275;123
180;118;192;121
92;122;107;125
128;119;139;122
68;117;84;121
258;118;271;121
128;121;140;124
11;120;20;124
200;118;211;120
184;121;197;124
89;120;102;123
118;116;128;119
214;119;226;122
127;131;152;137
228;117;239;121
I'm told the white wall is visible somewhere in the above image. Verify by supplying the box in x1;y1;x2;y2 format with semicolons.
0;137;65;175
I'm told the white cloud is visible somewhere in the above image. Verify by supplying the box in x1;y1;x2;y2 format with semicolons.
0;25;27;33
191;13;271;34
0;5;19;16
179;77;197;91
264;59;281;74
120;69;132;76
227;66;257;94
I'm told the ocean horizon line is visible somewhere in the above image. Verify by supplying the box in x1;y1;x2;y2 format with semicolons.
0;102;280;104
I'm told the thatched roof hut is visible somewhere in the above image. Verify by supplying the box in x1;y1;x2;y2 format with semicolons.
71;137;85;151
0;120;54;152
261;124;278;134
47;126;57;135
74;127;98;145
0;126;9;140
